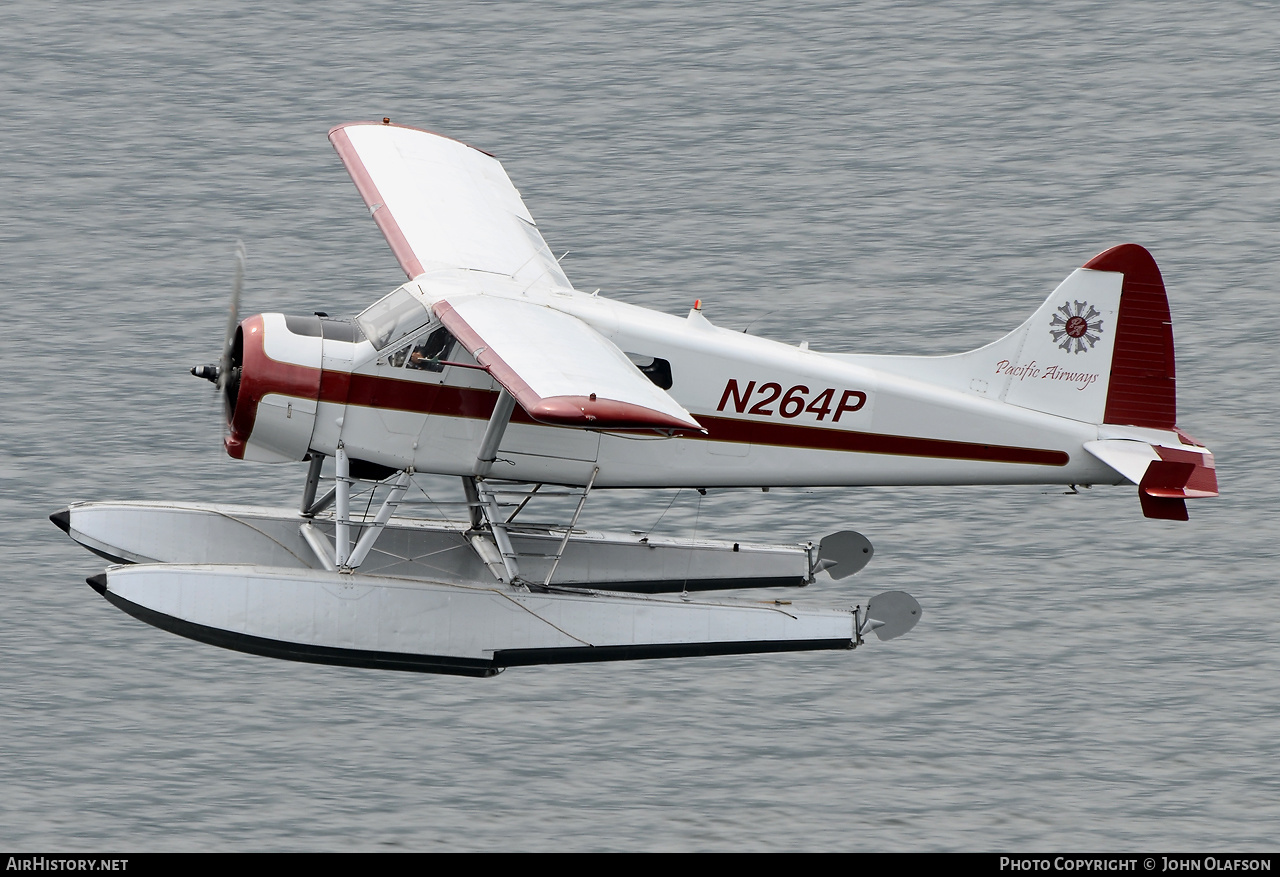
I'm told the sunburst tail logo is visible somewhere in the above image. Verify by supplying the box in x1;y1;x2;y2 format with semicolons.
1049;300;1103;354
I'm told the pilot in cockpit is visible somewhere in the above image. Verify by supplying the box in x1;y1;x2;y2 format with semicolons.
405;326;455;372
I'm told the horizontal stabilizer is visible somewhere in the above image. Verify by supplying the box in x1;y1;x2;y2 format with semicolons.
435;295;702;432
1085;438;1217;520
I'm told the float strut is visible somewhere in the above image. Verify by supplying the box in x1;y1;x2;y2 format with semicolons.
346;469;412;569
334;444;352;568
301;453;325;516
543;466;599;587
478;479;522;584
462;477;484;531
300;521;336;571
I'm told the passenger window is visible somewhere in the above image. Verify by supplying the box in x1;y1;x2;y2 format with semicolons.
627;353;673;390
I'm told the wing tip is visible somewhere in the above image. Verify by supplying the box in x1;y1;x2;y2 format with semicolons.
529;396;702;432
328;126;427;279
327;120;496;157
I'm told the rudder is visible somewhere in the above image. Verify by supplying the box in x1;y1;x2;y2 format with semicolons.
1083;244;1177;429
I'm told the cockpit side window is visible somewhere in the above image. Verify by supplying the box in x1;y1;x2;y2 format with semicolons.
387;343;411;368
405;326;456;371
384;325;458;372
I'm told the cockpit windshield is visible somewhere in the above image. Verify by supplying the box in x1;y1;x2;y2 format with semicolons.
356;287;432;350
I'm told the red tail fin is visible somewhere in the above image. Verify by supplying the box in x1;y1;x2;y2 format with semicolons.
1084;244;1177;429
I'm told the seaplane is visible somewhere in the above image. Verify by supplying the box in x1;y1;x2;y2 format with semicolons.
51;119;1218;677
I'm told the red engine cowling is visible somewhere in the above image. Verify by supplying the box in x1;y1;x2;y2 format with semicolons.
224;313;324;462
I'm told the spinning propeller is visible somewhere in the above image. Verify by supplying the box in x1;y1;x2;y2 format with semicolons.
191;240;247;421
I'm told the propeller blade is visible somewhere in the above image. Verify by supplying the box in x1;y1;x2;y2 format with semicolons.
217;239;246;392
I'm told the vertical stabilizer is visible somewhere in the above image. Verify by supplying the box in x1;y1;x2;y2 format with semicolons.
1083;244;1177;429
995;266;1123;423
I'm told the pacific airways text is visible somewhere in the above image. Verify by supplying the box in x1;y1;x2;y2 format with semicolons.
996;359;1099;391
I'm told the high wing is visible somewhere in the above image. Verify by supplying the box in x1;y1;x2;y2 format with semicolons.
329;121;572;289
434;294;702;432
333;120;701;433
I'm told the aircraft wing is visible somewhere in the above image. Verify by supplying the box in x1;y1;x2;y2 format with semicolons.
434;295;703;432
329;121;572;290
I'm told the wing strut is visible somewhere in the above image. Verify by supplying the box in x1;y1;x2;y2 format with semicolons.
464;391;604;589
474;388;516;479
468;388;524;583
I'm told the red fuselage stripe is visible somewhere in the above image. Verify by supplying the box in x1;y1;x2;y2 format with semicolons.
306;371;1068;466
235;348;1068;466
695;414;1068;465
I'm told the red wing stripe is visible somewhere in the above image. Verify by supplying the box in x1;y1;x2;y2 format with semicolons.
432;299;542;411
328;126;425;280
530;396;702;431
